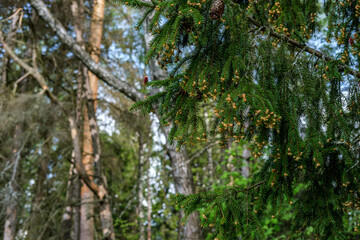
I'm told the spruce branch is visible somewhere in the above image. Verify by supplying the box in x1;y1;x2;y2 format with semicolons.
229;1;360;80
237;180;265;194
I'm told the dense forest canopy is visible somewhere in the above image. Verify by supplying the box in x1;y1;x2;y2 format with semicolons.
0;0;359;239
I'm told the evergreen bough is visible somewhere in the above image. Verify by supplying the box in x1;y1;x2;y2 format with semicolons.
117;0;360;239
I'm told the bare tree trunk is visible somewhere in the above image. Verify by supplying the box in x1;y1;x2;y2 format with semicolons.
29;135;50;239
143;15;203;240
3;123;23;240
137;136;146;240
61;159;75;240
3;78;27;240
60;2;86;239
80;0;105;237
146;157;152;240
73;169;81;240
164;136;202;240
205;113;214;187
241;147;251;178
88;0;104;109
83;68;115;240
3;15;25;238
80;108;96;240
0;10;20;91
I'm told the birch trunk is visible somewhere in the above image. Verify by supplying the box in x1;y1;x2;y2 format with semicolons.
137;136;146;240
146;157;152;240
144;15;203;240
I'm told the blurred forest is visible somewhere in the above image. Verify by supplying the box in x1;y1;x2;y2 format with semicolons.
0;0;359;240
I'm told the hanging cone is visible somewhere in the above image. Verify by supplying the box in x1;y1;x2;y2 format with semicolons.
209;0;225;20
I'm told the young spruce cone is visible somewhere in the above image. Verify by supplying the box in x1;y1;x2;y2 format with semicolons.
209;0;225;20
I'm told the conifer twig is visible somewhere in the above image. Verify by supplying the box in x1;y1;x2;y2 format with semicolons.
229;1;360;79
237;180;265;193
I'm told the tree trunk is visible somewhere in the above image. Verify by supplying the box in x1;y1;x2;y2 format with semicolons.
241;147;251;178
83;68;115;240
29;135;50;239
165;137;202;240
137;136;146;240
0;10;20;91
3;123;23;240
146;157;152;240
61;160;75;240
143;15;203;240
3;16;26;237
62;0;85;240
205;113;214;187
80;0;105;238
80;107;96;240
3;76;27;240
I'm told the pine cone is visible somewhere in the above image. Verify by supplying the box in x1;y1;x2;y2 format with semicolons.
209;0;225;20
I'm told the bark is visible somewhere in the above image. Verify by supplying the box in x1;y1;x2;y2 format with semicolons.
143;13;203;240
146;157;152;240
81;1;115;238
61;161;75;240
29;136;50;239
164;133;202;240
73;169;81;240
1;10;20;91
205;113;214;187
83;68;115;240
137;136;147;240
3;123;23;240
80;106;96;240
241;147;251;178
3;16;25;238
88;0;105;109
60;2;85;239
207;147;214;186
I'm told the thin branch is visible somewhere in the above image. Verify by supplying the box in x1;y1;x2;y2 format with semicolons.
242;11;360;79
30;0;144;102
237;180;265;194
13;72;31;94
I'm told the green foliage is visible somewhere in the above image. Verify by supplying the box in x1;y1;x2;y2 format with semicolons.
124;0;360;239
